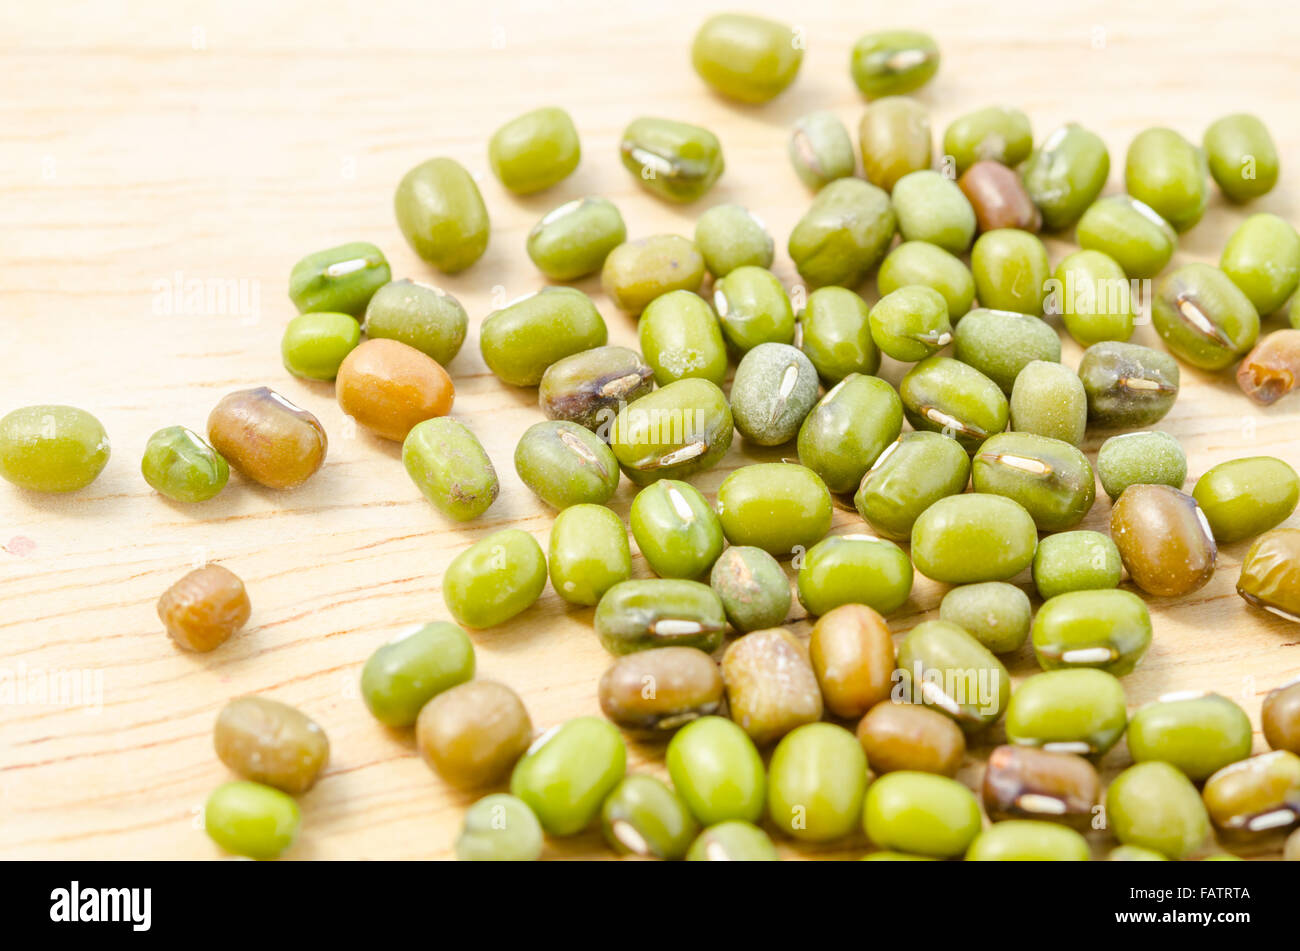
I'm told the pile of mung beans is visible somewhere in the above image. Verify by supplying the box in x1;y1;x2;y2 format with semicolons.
6;13;1300;862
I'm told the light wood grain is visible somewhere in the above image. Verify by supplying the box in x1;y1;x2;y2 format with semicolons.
2;0;1299;860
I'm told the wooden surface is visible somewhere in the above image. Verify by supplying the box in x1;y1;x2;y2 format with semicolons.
3;0;1300;860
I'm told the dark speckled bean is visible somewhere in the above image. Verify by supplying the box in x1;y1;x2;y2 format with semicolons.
538;346;654;432
1078;341;1180;429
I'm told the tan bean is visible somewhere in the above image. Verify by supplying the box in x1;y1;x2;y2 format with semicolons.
1202;750;1300;838
214;696;329;794
721;628;821;746
1264;679;1300;755
1238;329;1300;406
157;564;250;652
416;681;532;787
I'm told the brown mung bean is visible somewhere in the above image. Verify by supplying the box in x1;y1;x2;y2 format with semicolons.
214;696;329;794
855;701;966;776
208;387;327;489
157;563;251;652
416;681;533;787
336;338;454;441
958;160;1041;233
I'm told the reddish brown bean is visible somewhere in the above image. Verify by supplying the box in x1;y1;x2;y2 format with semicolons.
336;338;454;441
855;701;966;776
982;744;1101;827
158;563;250;652
958;160;1041;233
